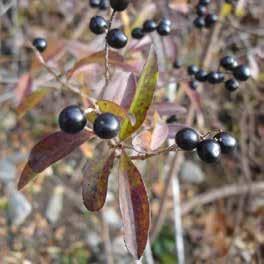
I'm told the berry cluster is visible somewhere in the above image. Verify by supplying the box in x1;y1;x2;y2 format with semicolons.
89;0;130;49
193;0;218;29
58;105;120;139
89;0;109;10
131;18;171;40
175;127;237;163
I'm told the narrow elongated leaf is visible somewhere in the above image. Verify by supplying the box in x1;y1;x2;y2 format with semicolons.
119;152;150;259
97;100;128;119
150;121;169;151
82;143;115;211
18;130;94;190
119;46;158;140
16;87;50;119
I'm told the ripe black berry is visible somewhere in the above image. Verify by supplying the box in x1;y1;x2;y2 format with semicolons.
187;64;199;75
189;80;199;90
99;0;109;10
160;18;171;26
89;16;108;35
32;37;47;53
193;16;205;28
199;0;210;6
110;0;130;11
166;115;177;124
90;0;100;8
93;113;120;139
59;105;87;134
197;139;221;163
106;28;128;49
225;79;239;92
214;132;237;154
173;59;181;69
196;4;207;16
207;71;224;84
205;14;218;27
233;65;251;81
175;127;200;151
157;22;171;36
195;69;208;82
131;28;145;39
143;20;157;33
220;56;238;71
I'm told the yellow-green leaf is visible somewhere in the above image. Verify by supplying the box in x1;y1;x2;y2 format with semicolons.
97;100;128;119
220;3;233;18
16;87;50;119
119;46;158;140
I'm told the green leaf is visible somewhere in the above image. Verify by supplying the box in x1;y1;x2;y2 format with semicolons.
119;46;158;141
119;152;150;259
97;100;128;119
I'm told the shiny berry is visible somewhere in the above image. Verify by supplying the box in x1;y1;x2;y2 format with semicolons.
193;16;205;28
99;0;109;10
196;5;207;16
225;79;239;92
90;0;100;8
89;16;107;34
157;22;171;36
189;80;199;90
93;113;120;139
59;105;87;134
195;69;208;82
197;139;221;163
220;56;237;71
160;18;171;26
131;28;145;39
199;0;210;6
110;0;130;11
214;132;237;154
143;20;157;33
166;115;177;124
187;64;199;75
32;37;47;53
205;14;218;27
106;28;128;49
207;71;224;84
233;65;251;81
175;127;200;151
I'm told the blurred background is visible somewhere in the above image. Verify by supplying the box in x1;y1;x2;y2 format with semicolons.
0;0;263;263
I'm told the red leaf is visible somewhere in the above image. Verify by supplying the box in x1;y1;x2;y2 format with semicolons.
119;152;150;259
82;143;115;211
18;130;94;190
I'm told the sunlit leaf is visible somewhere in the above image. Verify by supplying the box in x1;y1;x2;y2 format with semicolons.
119;152;150;259
119;46;158;140
86;111;98;123
97;100;128;119
150;121;169;151
16;87;51;119
132;130;152;152
120;73;137;110
18;130;94;190
82;143;115;211
220;3;233;18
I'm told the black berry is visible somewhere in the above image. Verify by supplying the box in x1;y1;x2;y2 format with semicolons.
196;4;207;16
89;16;108;35
189;80;199;90
166;115;177;124
225;79;239;92
143;20;157;33
157;22;171;36
214;132;237;154
90;0;100;8
220;56;238;71
99;0;109;10
93;113;120;139
199;0;210;6
173;59;181;69
32;37;47;53
106;28;128;49
205;14;218;27
207;71;224;84
160;18;171;26
195;69;208;82
110;0;130;11
197;139;221;163
131;28;145;39
187;64;199;75
233;65;251;81
193;16;205;28
175;127;200;151
59;105;87;134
